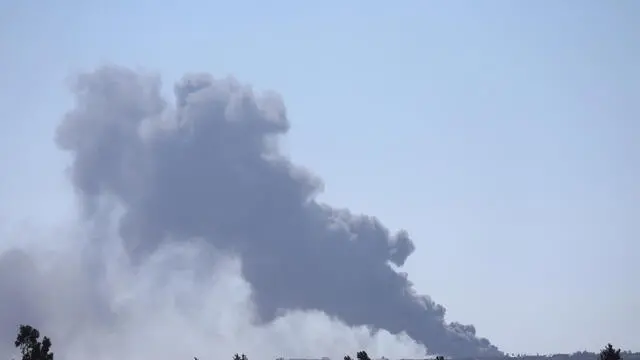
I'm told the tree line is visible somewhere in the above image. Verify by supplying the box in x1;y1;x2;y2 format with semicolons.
9;324;632;360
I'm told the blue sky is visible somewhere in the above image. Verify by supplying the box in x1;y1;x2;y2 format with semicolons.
1;0;638;355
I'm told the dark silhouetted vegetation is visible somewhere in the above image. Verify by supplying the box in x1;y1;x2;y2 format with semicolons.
233;354;249;360
345;351;372;360
14;325;53;360
453;344;637;360
600;344;622;360
9;324;640;360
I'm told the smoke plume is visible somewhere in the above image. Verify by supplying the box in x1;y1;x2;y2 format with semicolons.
0;65;500;359
0;227;427;360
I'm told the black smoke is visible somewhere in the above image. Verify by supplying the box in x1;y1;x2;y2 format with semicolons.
54;65;500;357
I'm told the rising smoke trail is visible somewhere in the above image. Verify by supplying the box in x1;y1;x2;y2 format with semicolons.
0;65;500;359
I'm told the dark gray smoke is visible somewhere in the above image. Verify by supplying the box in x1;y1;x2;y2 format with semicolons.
55;65;500;357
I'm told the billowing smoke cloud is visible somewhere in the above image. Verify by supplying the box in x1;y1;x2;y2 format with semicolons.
0;64;500;359
0;228;427;360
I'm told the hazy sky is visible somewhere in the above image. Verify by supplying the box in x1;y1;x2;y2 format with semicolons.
1;0;638;355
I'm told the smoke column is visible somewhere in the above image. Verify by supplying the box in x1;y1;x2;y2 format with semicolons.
0;65;500;359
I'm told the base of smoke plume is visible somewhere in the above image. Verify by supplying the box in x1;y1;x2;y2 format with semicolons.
0;224;427;360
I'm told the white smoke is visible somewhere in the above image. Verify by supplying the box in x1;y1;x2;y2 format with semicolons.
0;218;427;360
